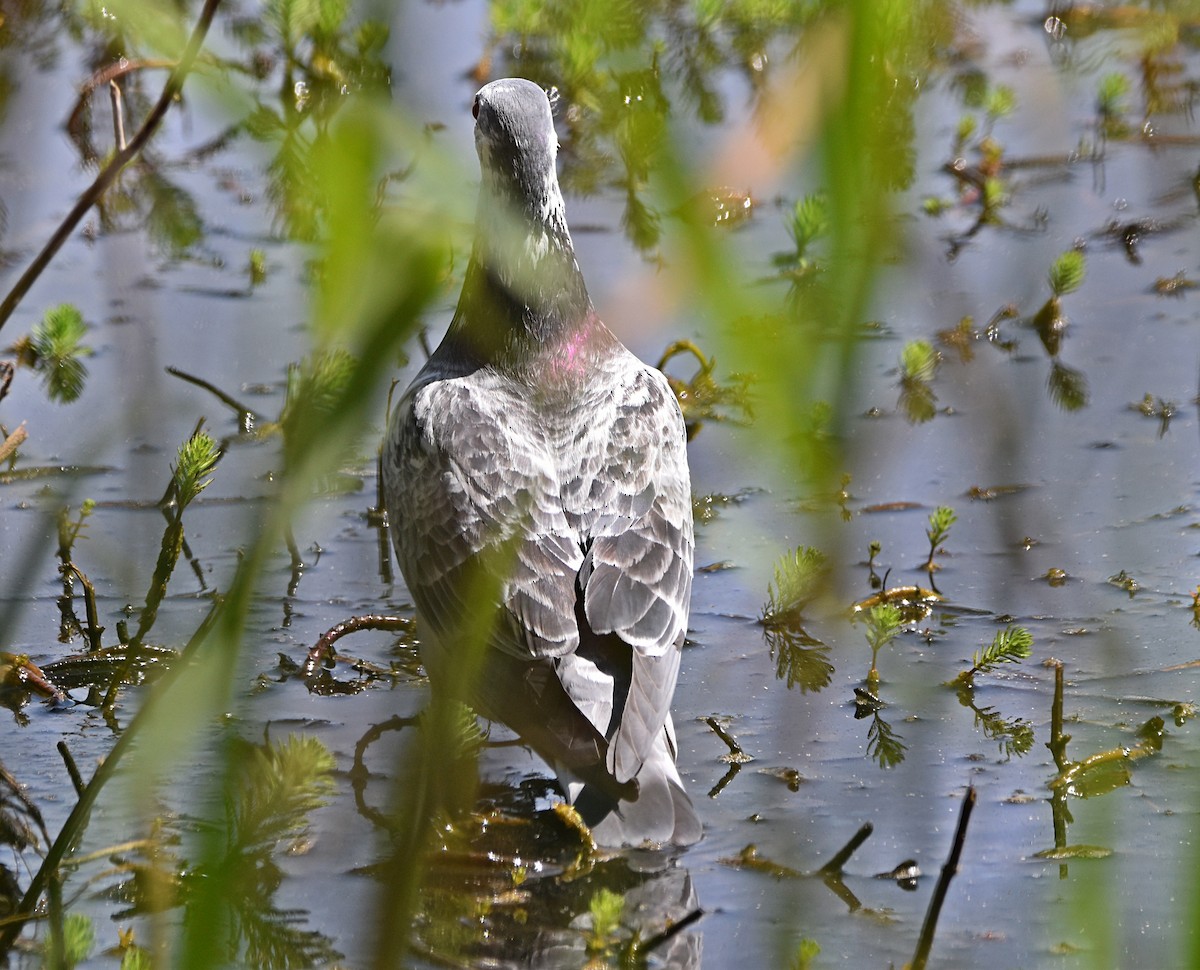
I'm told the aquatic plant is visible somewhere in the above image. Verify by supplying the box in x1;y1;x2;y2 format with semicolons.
1032;248;1086;356
863;602;902;689
898;340;939;422
762;545;828;627
789;938;822;970
924;505;956;572
11;303;92;403
950;625;1033;689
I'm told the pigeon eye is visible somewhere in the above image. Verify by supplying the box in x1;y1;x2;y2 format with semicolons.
472;96;481;120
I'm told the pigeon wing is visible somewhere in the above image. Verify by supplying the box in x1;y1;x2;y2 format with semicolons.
580;360;693;782
384;371;582;664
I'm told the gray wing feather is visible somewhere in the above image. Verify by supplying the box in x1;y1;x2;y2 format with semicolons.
583;363;693;656
573;360;693;788
385;373;582;662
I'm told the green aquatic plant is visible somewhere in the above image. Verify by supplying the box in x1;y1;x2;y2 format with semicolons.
120;947;152;970
785;192;830;268
1096;72;1131;128
585;887;625;957
13;303;93;403
42;912;94;969
983;84;1016;124
866;708;907;769
125;430;221;656
863;602;902;689
172;431;220;511
655;339;753;439
898;339;939;422
248;248;267;286
924;505;956;572
762;546;828;627
227;735;336;856
1048;249;1086;299
950;625;1033;689
789;937;822;970
1032;248;1087;367
768;626;834;694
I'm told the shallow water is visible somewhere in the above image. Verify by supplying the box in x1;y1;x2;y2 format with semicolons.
2;1;1200;968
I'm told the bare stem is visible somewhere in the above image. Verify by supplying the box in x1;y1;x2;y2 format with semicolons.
911;785;977;970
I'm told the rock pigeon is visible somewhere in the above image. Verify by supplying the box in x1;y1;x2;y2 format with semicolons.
382;77;700;847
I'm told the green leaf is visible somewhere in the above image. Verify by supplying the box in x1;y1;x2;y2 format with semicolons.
45;913;95;968
28;303;92;403
1096;72;1130;117
899;339;937;383
229;735;336;855
865;603;902;653
1048;249;1086;297
787;193;830;258
926;505;957;546
172;431;220;510
971;625;1033;670
762;546;828;625
984;84;1016;119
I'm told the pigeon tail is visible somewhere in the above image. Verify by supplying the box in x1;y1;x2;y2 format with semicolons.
568;714;701;848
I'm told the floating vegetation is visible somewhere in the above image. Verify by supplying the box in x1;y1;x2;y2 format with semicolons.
1153;271;1197;296
1132;393;1176;436
789;938;822;970
656;339;753;439
1050;716;1165;799
897;339;939;423
1107;569;1141;596
1095;72;1132;138
949;627;1035;758
775;192;829;281
691;486;760;525
248;248;267;286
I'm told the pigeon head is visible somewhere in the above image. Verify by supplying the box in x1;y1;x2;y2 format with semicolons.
456;78;592;356
472;78;560;216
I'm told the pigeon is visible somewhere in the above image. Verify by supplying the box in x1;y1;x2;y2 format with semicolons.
382;77;700;847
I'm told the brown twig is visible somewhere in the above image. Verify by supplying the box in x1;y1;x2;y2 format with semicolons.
911;785;977;970
109;80;126;151
0;0;223;332
302;614;413;681
66;57;177;138
0;422;27;464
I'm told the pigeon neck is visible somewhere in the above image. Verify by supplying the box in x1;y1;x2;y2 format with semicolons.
448;175;593;364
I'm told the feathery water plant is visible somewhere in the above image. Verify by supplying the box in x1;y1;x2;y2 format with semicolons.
924;505;956;571
1033;249;1088;409
172;431;221;512
16;303;93;403
787;192;829;264
864;602;903;687
950;625;1033;688
762;546;828;627
898;340;939;422
1047;249;1086;299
